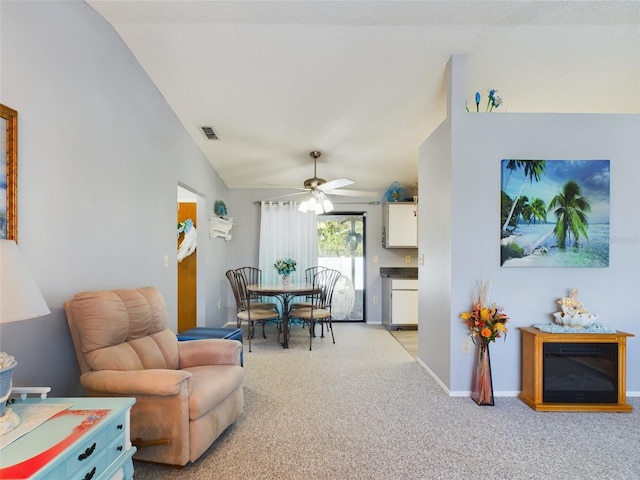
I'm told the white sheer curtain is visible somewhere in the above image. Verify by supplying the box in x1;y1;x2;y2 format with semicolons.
258;201;318;285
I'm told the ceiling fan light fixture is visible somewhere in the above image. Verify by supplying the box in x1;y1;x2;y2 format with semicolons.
298;189;333;215
306;195;317;211
322;197;334;213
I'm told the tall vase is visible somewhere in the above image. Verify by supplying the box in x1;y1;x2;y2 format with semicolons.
282;274;291;286
471;339;494;406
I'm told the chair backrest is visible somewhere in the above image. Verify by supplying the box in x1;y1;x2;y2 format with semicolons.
311;268;342;309
232;270;253;312
226;269;243;312
304;266;327;283
236;266;262;286
236;267;265;300
65;286;180;375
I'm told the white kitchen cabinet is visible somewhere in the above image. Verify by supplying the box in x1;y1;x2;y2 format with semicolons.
382;203;417;248
382;278;418;329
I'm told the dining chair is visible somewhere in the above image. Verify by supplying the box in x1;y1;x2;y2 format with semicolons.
288;268;342;350
235;266;278;310
232;270;281;352
289;266;328;311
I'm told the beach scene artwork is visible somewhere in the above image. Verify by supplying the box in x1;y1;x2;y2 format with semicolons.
500;159;610;267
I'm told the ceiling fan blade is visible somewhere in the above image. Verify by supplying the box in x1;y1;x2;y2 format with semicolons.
325;189;378;198
317;178;353;192
260;182;307;191
267;191;309;200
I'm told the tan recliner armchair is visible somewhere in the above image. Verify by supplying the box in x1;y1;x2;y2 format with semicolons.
65;286;244;466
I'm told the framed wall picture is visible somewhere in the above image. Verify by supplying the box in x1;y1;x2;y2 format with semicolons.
500;159;610;267
0;104;17;242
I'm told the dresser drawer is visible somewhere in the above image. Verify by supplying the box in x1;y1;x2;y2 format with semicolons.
106;431;128;465
69;450;107;480
65;429;107;478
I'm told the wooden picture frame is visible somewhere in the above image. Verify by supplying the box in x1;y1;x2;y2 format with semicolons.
1;104;17;242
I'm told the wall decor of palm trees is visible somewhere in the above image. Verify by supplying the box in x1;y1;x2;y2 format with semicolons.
500;159;610;267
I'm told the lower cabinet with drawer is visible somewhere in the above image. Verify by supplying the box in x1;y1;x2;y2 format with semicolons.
382;277;418;330
0;397;136;480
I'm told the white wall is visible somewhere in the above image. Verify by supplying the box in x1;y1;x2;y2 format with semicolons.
419;55;640;396
0;1;231;395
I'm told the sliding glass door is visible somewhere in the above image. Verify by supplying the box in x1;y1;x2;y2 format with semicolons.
317;212;366;322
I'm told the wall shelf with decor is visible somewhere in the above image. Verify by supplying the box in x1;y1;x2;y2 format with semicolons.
209;216;233;240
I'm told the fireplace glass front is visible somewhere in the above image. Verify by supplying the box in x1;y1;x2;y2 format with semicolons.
543;342;618;403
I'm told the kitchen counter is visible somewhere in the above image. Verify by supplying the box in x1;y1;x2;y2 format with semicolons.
379;267;418;279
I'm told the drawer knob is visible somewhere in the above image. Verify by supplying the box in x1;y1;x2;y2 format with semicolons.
117;424;123;430
78;442;96;461
117;445;123;451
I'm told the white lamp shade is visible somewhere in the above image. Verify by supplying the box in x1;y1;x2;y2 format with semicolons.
0;240;50;323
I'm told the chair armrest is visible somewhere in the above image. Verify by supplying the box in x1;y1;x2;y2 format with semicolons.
81;369;192;397
178;338;242;368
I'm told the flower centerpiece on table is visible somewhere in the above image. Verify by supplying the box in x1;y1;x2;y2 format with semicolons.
273;258;297;276
460;280;509;343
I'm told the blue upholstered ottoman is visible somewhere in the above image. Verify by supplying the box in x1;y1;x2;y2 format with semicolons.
177;327;244;366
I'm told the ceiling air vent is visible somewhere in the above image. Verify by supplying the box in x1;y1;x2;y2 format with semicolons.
200;126;219;140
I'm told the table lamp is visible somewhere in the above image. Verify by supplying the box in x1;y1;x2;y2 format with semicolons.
0;239;50;435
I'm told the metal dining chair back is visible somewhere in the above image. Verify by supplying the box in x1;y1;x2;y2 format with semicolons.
289;268;342;350
233;266;278;311
236;266;262;288
290;266;328;311
225;269;243;313
233;270;280;352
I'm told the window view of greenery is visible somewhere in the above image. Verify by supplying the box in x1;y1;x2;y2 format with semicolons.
318;219;363;257
317;215;365;321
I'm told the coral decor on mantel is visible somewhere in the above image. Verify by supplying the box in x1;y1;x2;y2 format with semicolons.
533;288;614;333
552;288;598;328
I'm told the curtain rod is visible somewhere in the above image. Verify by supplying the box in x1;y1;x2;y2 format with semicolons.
254;200;380;206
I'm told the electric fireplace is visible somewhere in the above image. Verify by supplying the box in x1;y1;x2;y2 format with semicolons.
543;342;617;403
519;327;633;412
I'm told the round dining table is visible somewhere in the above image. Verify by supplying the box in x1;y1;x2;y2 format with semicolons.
246;283;320;348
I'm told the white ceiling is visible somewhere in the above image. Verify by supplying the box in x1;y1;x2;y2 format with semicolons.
87;0;639;195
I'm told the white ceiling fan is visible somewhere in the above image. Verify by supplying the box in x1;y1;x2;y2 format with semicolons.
272;151;376;214
282;151;376;197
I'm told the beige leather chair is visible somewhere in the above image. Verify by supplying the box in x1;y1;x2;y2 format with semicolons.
65;286;244;466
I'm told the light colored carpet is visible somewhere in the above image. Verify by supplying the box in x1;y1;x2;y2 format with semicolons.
132;323;640;480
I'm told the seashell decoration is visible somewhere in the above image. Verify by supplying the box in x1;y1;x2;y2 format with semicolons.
552;288;598;328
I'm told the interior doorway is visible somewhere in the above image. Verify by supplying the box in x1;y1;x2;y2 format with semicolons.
317;212;366;322
177;185;204;333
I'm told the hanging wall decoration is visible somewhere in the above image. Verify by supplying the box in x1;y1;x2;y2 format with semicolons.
0;104;18;241
214;200;228;218
500;159;610;267
177;218;197;262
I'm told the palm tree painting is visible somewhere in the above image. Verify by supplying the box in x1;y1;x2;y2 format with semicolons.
500;159;609;267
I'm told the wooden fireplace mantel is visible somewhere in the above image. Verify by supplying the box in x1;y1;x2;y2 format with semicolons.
519;327;634;412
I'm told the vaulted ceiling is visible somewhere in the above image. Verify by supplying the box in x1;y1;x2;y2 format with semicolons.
87;1;639;195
